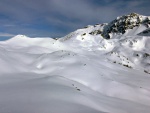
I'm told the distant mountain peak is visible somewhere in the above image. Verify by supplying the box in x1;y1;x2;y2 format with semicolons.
60;13;150;42
102;12;150;39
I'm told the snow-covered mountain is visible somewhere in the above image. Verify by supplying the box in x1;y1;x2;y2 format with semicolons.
0;13;150;113
102;13;150;39
60;13;150;40
59;13;150;74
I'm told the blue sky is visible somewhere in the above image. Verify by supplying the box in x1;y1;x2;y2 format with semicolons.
0;0;150;40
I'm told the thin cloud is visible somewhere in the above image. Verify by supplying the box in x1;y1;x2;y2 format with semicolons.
0;32;15;37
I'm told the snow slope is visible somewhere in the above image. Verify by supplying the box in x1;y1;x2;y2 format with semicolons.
0;13;150;113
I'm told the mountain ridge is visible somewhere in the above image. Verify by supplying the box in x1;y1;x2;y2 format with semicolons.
2;13;150;74
60;12;150;41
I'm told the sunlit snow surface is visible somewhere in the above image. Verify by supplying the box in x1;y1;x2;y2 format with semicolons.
0;33;150;113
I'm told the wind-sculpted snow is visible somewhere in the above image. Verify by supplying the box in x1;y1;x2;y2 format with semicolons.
0;13;150;113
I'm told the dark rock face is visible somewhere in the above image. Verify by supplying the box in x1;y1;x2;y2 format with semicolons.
101;13;150;39
89;30;102;35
